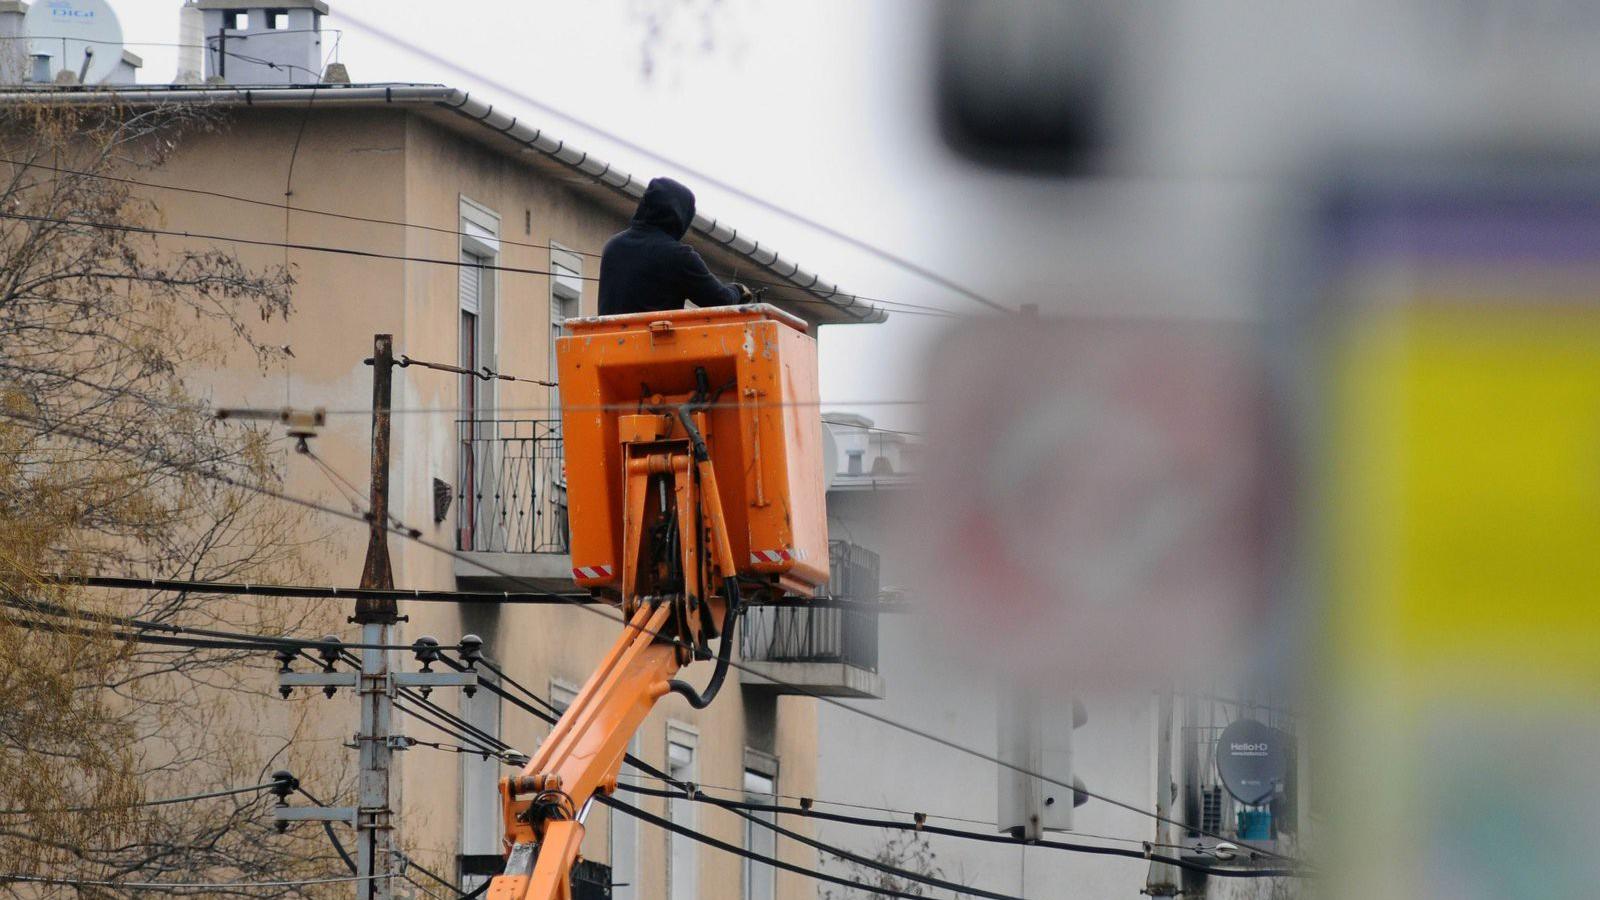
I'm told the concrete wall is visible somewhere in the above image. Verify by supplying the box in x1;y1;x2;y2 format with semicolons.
130;103;820;899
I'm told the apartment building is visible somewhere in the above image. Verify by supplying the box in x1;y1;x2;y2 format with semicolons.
0;2;886;896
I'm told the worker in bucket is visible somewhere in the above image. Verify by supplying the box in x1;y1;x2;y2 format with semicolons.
599;176;755;315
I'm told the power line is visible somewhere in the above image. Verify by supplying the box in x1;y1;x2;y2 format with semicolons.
0;873;395;891
44;574;904;612
0;155;966;320
0;209;588;280
0;33;335;81
613;783;1303;879
51;573;590;604
420;665;1303;879
0;405;1300;864
399;707;1300;885
402;873;450;900
604;793;999;900
397;353;555;388
0;206;957;323
80;392;924;422
460;659;1161;850
397;852;471;900
0;592;438;653
379;666;1038;898
335;9;1013;315
820;417;924;440
366;667;1014;899
13;407;1226;860
7;405;1288;861
0;779;281;816
256;398;928;417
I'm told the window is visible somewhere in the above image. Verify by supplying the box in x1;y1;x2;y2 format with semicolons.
846;450;864;476
458;667;502;892
743;751;778;900
612;736;640;900
549;245;583;408
225;11;248;30
549;679;578;714
666;725;698;900
265;8;289;29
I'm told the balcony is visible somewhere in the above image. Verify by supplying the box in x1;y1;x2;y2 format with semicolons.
738;541;885;699
452;419;575;591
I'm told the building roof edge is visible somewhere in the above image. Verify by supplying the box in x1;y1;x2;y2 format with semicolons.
0;82;886;326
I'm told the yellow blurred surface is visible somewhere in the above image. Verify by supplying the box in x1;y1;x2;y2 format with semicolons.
1334;301;1600;699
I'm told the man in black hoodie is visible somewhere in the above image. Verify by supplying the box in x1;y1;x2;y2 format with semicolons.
598;177;753;316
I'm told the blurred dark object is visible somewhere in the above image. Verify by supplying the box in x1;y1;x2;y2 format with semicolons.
935;0;1113;174
433;476;453;524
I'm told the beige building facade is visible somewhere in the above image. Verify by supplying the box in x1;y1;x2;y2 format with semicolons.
3;68;883;898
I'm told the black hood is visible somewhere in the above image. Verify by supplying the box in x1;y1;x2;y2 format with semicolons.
631;177;696;239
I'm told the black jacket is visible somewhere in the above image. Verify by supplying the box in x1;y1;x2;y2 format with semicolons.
598;177;742;316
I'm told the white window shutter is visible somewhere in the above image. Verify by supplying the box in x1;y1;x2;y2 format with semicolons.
459;255;482;315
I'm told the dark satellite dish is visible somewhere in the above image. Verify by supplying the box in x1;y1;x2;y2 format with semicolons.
1215;718;1288;806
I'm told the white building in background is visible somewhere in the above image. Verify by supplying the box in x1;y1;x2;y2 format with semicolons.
810;415;1303;899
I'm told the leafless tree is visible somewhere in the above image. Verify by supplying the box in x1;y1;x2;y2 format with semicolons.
820;829;960;900
0;101;353;897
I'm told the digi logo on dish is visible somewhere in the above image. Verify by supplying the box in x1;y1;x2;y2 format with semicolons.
48;1;97;17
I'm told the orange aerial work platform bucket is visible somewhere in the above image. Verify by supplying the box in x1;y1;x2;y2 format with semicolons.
556;304;829;599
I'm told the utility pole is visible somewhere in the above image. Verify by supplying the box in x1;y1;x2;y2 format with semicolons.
270;335;477;896
356;333;399;900
1145;686;1181;896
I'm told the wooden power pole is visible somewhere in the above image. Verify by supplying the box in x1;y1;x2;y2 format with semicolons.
356;333;399;900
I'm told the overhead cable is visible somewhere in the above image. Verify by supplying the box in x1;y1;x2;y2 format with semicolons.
614;782;1304;879
397;354;556;388
0;209;957;321
380;665;1036;898
0;593;436;653
44;574;903;613
0;155;967;320
335;8;1012;314
412;665;1307;880
0;406;1299;864
0;872;395;891
0;779;281;816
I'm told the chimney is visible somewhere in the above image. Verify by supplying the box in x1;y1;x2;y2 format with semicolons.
175;2;203;83
193;0;328;85
0;1;28;84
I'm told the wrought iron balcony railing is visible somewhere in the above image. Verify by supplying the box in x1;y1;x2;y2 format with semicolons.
456;419;569;554
740;540;880;672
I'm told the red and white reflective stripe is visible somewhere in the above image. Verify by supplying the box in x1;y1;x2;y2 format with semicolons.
749;549;793;565
572;565;614;580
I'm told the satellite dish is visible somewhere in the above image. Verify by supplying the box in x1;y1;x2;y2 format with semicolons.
24;0;124;85
820;421;839;492
1215;718;1289;806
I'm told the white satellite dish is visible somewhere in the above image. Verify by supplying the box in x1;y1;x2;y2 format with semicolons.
24;0;124;85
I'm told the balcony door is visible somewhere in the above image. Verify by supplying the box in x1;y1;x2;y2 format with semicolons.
457;199;499;551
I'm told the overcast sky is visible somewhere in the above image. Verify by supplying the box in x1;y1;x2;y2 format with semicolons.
100;0;998;432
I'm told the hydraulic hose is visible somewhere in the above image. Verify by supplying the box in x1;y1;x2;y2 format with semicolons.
666;382;744;709
668;577;741;710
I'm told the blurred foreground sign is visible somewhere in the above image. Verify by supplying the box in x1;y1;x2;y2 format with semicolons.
1313;171;1600;900
908;314;1270;686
